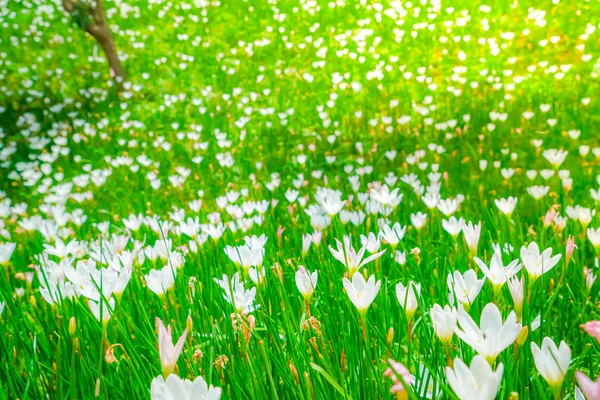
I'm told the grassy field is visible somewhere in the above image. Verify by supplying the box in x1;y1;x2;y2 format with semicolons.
1;0;600;398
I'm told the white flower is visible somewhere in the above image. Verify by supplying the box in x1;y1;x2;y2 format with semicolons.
342;272;381;315
360;232;381;253
455;302;521;364
437;198;460;216
224;244;264;271
150;374;222;400
442;217;464;238
379;222;406;247
321;195;345;216
42;238;81;259
245;234;269;249
447;270;485;308
329;235;386;275
145;266;176;296
462;221;481;257
392;250;406;266
527;185;550;200
520;242;562;283
396;281;421;321
430;304;458;343
422;192;440;209
540;169;555;180
474;252;521;294
214;273;256;314
295;266;317;300
89;297;115;324
248;266;266;285
302;234;313;254
507;276;524;318
410;212;428;230
543;149;568;167
446;355;503;400
369;185;403;207
531;337;571;398
123;213;145;231
578;207;594;228
494;197;518;216
587;227;600;250
0;242;17;264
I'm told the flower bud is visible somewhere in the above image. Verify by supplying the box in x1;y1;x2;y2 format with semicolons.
387;327;395;347
517;326;529;346
69;317;77;337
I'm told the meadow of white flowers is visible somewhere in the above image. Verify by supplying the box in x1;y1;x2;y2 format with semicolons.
1;0;600;398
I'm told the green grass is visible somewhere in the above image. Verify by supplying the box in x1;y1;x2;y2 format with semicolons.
1;0;600;398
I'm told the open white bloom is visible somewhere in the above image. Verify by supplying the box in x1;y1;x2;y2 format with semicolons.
447;270;485;309
422;192;440;209
587;227;600;250
578;207;594;229
474;253;521;295
295;266;318;300
321;195;345;216
494;197;518;217
150;374;222;400
89;297;115;325
442;217;464;239
329;236;386;275
410;212;428;230
520;242;562;283
446;355;503;400
430;304;458;343
379;222;407;247
123;213;145;231
342;272;381;315
437;198;460;216
224;244;264;272
392;250;406;266
527;185;550;200
214;273;256;314
396;281;421;321
565;206;595;230
543;149;568;167
455;302;521;364
369;185;402;207
360;232;381;253
244;234;268;250
145;265;176;296
248;266;266;285
42;238;82;259
0;242;17;265
462;221;481;257
531;337;571;399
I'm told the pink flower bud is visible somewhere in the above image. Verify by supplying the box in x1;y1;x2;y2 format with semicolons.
566;236;577;266
581;321;600;342
543;206;558;227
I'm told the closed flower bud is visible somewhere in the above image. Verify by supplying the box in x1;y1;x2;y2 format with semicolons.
69;317;77;337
